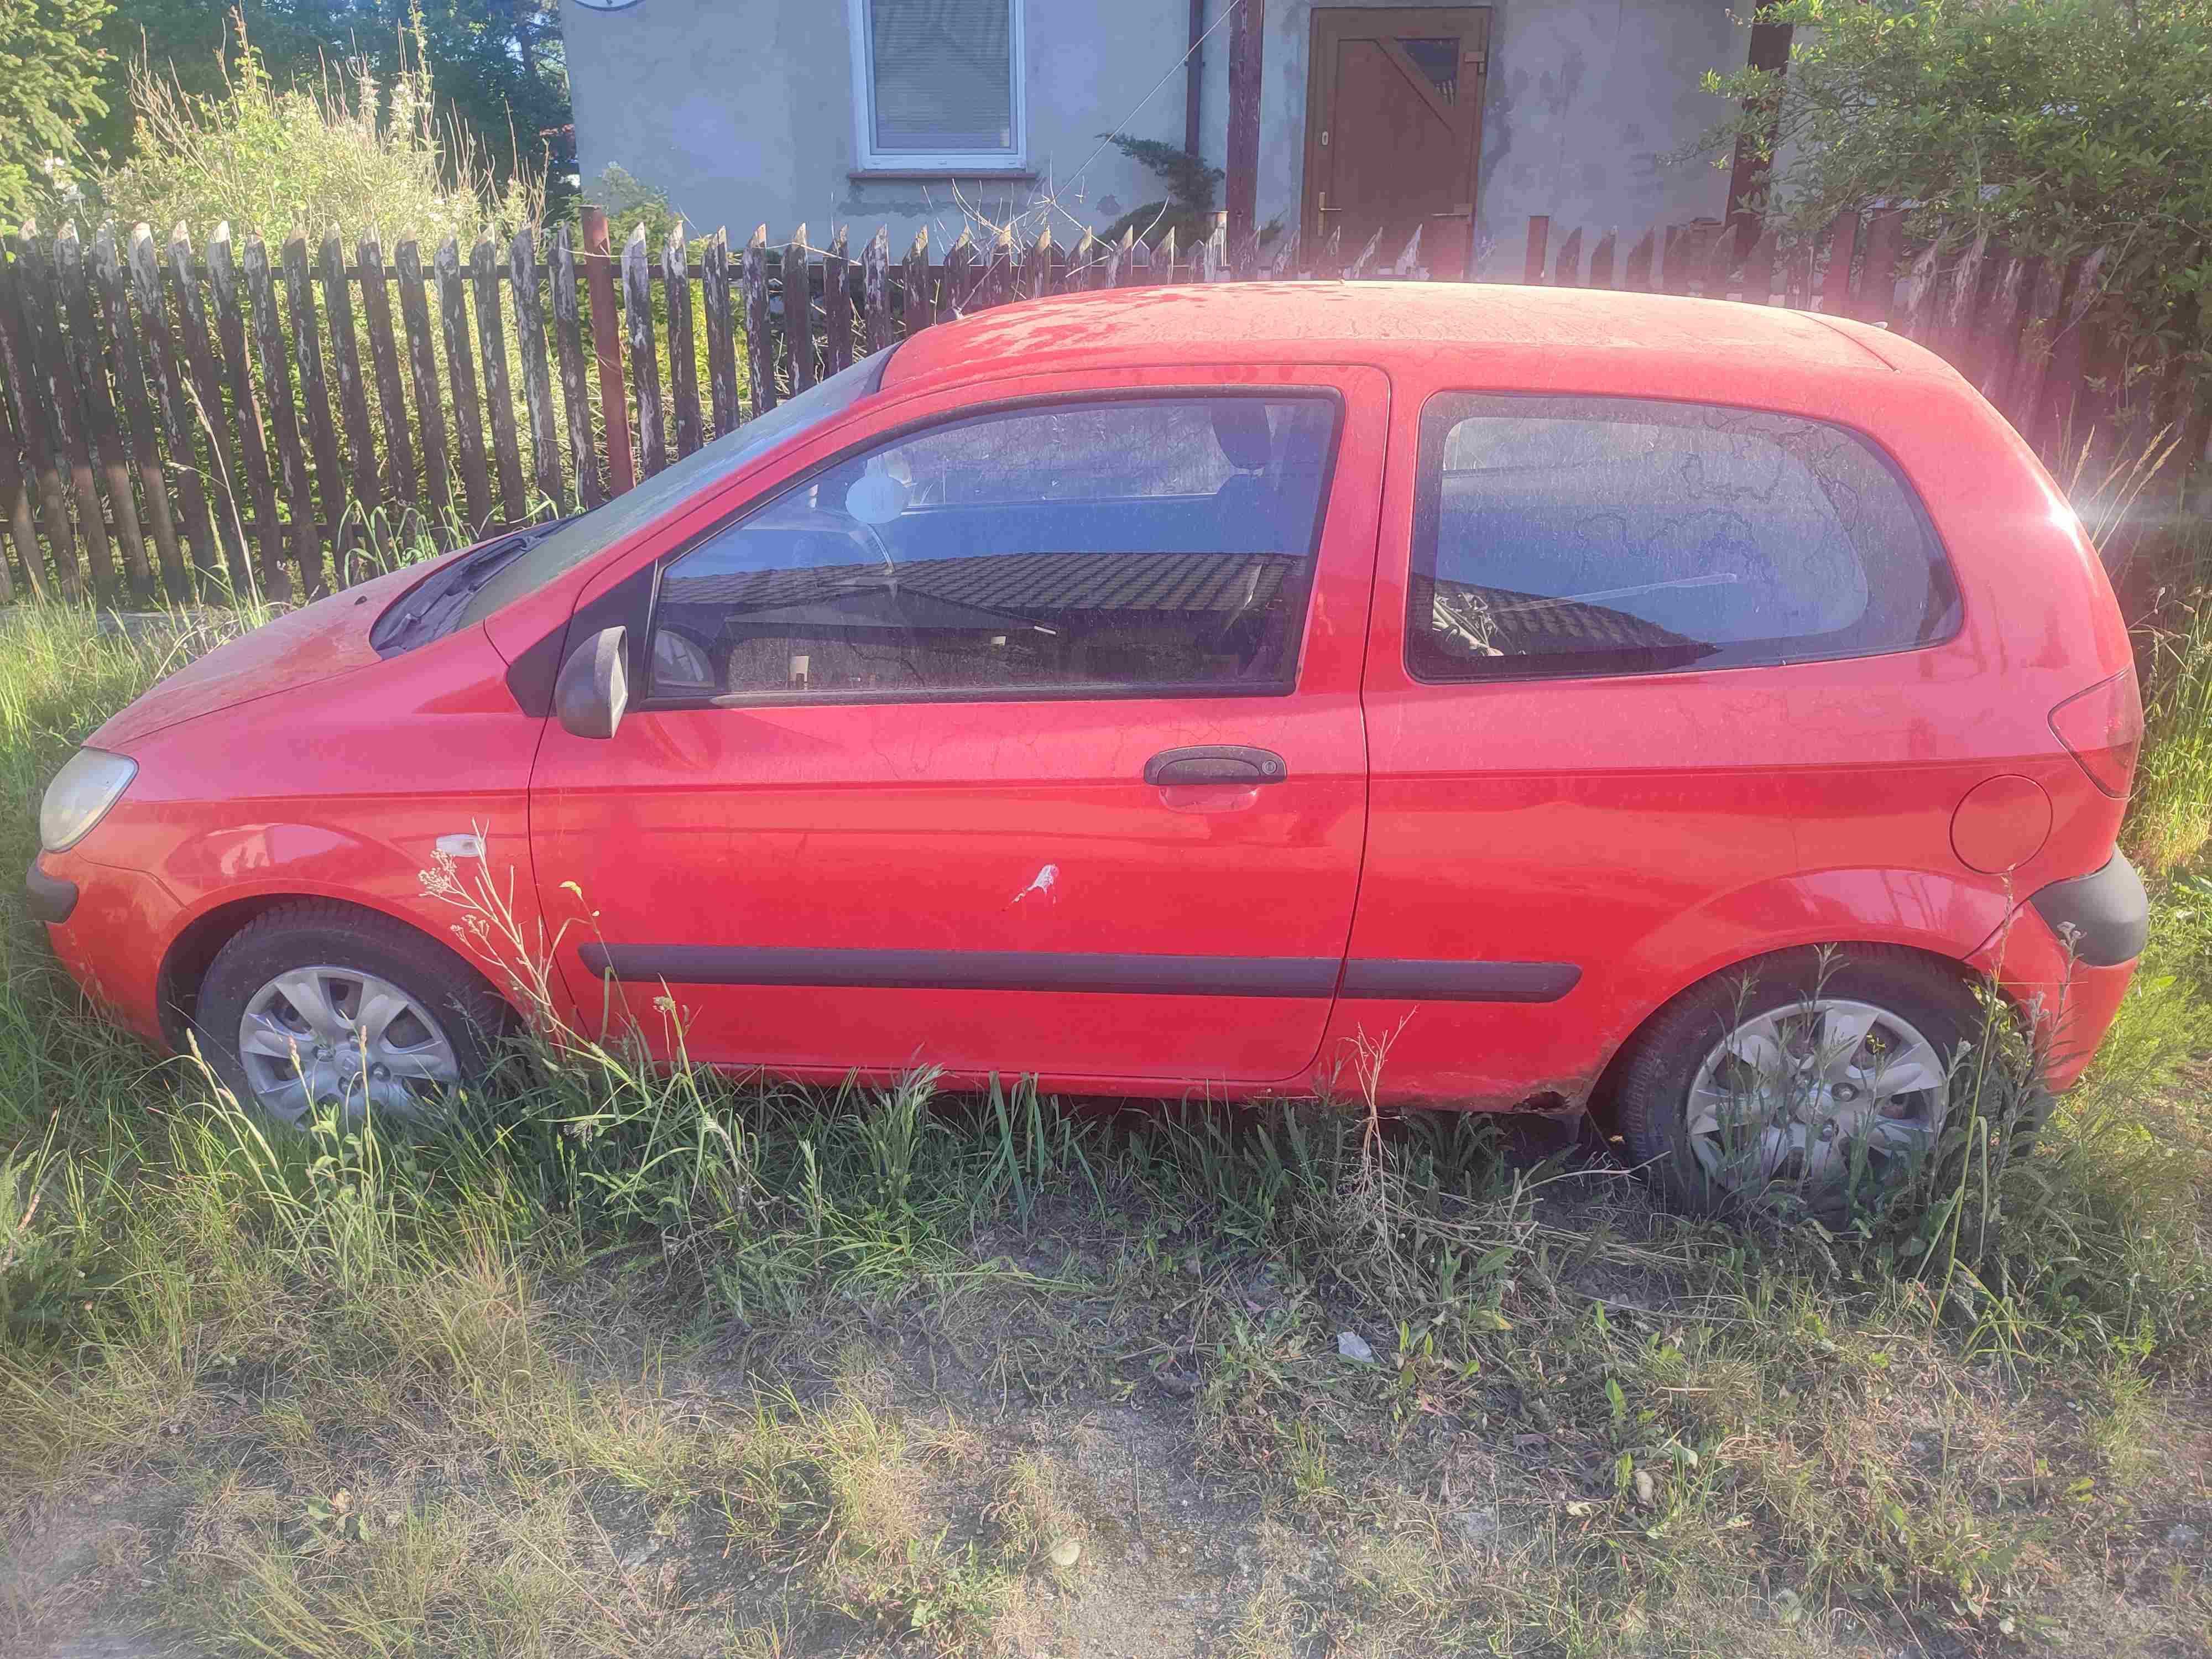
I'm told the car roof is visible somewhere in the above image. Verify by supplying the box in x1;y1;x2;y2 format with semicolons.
879;280;1949;392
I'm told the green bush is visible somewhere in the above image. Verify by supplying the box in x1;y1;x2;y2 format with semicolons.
91;8;536;249
1699;0;2212;423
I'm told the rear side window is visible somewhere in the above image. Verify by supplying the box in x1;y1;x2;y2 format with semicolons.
648;395;1338;702
1407;395;1959;681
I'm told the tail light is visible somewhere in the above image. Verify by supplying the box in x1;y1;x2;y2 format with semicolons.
2048;666;2143;799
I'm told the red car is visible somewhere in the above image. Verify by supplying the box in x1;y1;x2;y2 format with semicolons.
30;284;2146;1210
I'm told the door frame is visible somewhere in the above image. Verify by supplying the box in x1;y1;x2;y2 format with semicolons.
1301;6;1491;270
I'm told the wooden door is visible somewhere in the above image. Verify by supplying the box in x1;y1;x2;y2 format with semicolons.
1304;8;1489;277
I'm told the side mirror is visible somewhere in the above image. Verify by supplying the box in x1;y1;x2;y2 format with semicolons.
555;625;629;739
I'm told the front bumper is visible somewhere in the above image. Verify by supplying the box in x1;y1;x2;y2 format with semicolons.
25;860;77;924
32;851;180;1047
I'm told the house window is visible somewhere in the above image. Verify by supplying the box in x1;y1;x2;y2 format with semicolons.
850;0;1025;171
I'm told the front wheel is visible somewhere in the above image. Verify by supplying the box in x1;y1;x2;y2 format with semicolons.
194;902;510;1128
1613;948;1985;1217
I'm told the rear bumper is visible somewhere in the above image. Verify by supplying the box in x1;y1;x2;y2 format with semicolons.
1980;855;2146;1091
2027;851;2148;968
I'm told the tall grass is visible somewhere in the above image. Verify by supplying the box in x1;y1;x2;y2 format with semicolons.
2131;561;2212;874
0;565;2206;1651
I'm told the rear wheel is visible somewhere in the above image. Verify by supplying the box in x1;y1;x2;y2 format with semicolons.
1613;948;1980;1216
194;902;510;1128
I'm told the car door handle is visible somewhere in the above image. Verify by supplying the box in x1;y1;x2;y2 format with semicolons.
1144;745;1289;785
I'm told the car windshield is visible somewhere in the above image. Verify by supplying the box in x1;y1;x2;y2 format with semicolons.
457;347;895;628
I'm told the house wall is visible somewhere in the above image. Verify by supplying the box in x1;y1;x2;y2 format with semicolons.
1204;0;1744;273
560;0;1192;254
561;0;1741;274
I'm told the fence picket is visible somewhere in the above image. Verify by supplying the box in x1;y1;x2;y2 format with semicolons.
982;227;1016;305
701;228;739;438
624;225;666;477
2034;249;2109;456
434;238;494;533
205;227;283;597
582;210;633;493
507;227;562;512
823;226;853;373
1978;251;2037;418
7;232;79;592
942;232;973;314
784;227;816;394
394;239;455;530
0;393;31;597
1855;210;1906;326
1523;216;1549;284
127;225;213;597
664;224;702;458
1898;240;1944;344
1741;228;1777;306
1816;212;1858;314
245;234;319;596
0;256;54;596
320;233;384;555
1586;229;1615;289
1552;227;1582;286
25;232;106;598
58;223;145;603
1939;231;1991;380
358;236;420;520
742;226;775;418
1621;229;1655;291
548;226;601;507
862;227;892;356
902;230;933;331
471;236;528;525
284;236;348;584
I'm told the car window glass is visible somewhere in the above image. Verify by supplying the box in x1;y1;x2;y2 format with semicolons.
648;395;1337;701
1408;395;1959;681
457;348;894;628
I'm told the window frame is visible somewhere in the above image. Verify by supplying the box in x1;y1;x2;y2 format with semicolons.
638;386;1347;712
846;0;1029;174
1404;390;1962;686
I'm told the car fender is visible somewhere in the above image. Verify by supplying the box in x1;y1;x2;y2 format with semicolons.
1611;863;2016;1019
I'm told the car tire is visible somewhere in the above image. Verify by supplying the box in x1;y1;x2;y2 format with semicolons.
192;901;513;1129
1612;946;1989;1217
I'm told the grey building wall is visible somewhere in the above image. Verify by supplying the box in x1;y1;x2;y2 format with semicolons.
563;0;1743;274
561;0;1192;255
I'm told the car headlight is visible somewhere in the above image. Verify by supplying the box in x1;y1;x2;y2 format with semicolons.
39;748;138;853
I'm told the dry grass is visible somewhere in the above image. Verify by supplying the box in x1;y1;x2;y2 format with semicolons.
0;603;2208;1656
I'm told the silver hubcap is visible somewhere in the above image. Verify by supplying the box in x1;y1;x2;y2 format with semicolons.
237;966;461;1126
1686;997;1949;1199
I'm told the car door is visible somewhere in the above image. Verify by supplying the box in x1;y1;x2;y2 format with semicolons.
1327;382;1968;1108
529;364;1388;1087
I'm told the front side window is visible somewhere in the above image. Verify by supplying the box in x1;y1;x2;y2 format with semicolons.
648;395;1338;702
854;0;1024;169
1408;395;1960;681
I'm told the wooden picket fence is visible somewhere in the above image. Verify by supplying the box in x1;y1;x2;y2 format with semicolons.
0;206;2188;611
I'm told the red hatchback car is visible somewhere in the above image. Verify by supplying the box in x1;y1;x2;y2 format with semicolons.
30;284;2147;1209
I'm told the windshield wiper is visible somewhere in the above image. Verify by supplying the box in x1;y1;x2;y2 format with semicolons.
370;520;575;655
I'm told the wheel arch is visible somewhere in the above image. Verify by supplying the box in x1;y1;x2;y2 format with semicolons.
1583;938;1992;1137
156;893;518;1050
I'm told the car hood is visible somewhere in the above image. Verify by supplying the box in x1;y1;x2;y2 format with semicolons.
90;560;456;749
